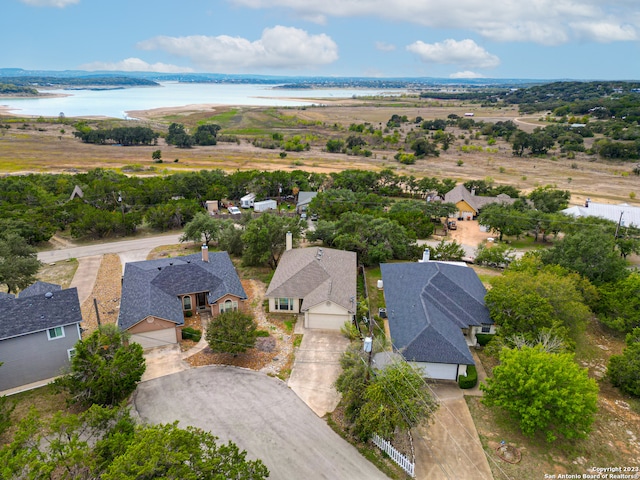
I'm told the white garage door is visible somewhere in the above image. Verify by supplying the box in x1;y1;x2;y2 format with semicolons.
130;328;177;349
306;313;347;330
420;362;459;381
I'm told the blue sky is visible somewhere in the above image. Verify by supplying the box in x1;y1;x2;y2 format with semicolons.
3;0;640;80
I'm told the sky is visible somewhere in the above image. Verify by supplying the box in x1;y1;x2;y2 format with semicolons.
3;0;640;80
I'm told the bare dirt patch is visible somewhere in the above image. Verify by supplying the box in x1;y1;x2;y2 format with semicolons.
36;258;78;289
79;254;122;335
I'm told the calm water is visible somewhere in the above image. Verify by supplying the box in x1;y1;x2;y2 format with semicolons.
1;82;403;118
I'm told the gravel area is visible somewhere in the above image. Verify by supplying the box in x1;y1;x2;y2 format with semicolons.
185;279;294;377
79;254;122;335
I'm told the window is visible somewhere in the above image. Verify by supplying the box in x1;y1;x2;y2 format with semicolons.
481;325;492;333
220;299;238;314
183;296;192;311
47;326;65;340
67;348;76;361
274;298;294;311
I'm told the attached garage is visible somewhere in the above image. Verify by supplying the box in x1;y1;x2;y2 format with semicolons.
126;316;179;349
304;301;351;330
130;328;177;349
413;362;460;381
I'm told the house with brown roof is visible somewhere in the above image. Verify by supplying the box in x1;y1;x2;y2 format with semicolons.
265;242;357;330
117;246;247;349
444;184;518;220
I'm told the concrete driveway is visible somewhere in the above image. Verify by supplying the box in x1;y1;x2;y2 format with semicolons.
414;382;493;480
288;326;350;417
133;366;389;480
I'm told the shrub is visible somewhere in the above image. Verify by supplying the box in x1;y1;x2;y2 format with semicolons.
458;365;478;389
256;330;270;337
476;333;494;346
185;310;193;317
181;327;202;342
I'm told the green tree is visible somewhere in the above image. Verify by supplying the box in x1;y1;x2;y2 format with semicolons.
0;233;41;293
607;328;640;397
166;123;194;148
329;212;418;266
477;203;530;241
241;213;301;269
180;212;227;246
528;185;571;213
596;272;640;333
104;422;268;479
193;124;221;146
205;310;258;356
474;242;515;268
326;138;345;153
481;345;598;442
485;266;593;343
430;239;466;261
151;149;162;161
0;406;268;479
541;228;629;285
55;324;145;407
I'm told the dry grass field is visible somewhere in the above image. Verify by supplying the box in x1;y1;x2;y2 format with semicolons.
1;97;638;206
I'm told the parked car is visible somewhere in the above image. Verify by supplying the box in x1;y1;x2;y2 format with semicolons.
447;220;457;230
228;206;241;215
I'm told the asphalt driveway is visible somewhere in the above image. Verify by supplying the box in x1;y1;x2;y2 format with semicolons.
132;366;389;480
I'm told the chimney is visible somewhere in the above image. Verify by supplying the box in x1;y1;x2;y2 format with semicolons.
471;188;476;196
201;244;209;262
286;231;292;251
418;248;430;263
585;198;590;208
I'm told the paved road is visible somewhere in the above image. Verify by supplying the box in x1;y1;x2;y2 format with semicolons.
37;233;184;263
133;366;389;480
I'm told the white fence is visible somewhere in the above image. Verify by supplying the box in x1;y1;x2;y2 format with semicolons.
372;433;415;478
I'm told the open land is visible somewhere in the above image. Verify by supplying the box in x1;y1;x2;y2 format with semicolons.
1;96;638;206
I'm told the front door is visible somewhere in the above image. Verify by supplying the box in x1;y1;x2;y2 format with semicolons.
196;292;208;311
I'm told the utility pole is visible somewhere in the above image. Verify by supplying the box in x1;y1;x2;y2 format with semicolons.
614;211;624;250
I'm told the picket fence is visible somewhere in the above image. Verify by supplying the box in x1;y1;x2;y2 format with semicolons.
372;433;415;478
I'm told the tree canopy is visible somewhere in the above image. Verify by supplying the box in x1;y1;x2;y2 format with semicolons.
205;310;258;356
180;212;228;246
55;324;145;407
241;213;301;269
607;328;640;397
481;345;599;442
0;233;41;294
595;272;640;333
0;405;269;479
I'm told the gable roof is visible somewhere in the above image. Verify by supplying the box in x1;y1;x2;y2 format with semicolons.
296;191;318;208
380;262;492;366
118;251;246;330
562;202;640;228
444;184;517;214
0;284;82;341
18;281;63;298
265;247;356;313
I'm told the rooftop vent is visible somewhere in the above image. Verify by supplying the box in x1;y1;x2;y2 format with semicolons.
45;292;53;299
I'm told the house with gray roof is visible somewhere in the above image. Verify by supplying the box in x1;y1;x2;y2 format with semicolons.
296;191;318;214
380;262;494;381
444;184;517;220
118;247;247;349
0;281;82;392
265;244;356;330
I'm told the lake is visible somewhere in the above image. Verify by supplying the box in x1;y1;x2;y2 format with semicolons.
0;82;405;119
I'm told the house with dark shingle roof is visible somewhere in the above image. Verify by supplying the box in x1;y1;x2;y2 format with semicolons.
118;247;247;349
380;262;494;381
0;281;82;392
265;244;356;330
444;184;517;220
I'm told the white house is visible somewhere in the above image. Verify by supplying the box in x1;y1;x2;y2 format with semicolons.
240;193;256;209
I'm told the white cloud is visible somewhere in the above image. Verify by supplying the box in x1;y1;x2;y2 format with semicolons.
79;58;194;73
406;39;500;68
449;71;485;79
20;0;79;7
375;41;396;52
228;0;640;45
137;26;338;72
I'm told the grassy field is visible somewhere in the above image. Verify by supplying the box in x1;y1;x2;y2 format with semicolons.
2;98;638;206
